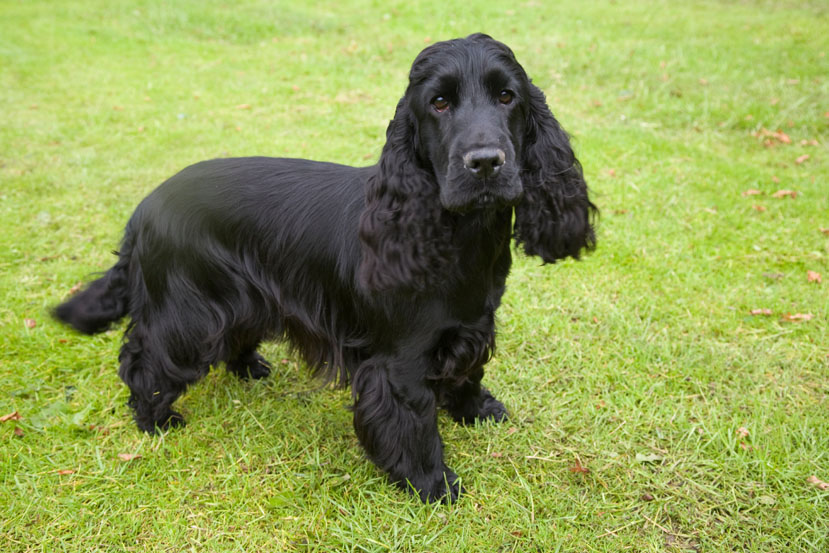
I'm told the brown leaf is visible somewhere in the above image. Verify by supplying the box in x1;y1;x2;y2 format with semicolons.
750;309;773;316
820;228;829;236
781;313;814;323
771;189;797;198
640;492;655;501
753;128;792;145
736;427;750;438
795;154;810;164
570;459;590;474
752;205;767;212
56;469;75;475
69;281;83;295
742;189;763;196
0;411;22;423
491;452;504;458
775;131;791;144
807;475;829;490
807;271;822;283
235;103;252;110
24;318;36;329
14;427;24;437
117;453;142;462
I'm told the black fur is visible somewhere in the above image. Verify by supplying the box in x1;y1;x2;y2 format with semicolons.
54;34;596;503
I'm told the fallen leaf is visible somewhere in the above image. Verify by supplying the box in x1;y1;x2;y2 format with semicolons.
14;427;24;437
1;411;22;423
807;475;829;490
820;228;829;236
772;175;780;183
775;131;791;144
753;128;792;145
742;189;763;196
752;205;767;212
807;271;822;283
640;492;655;501
24;318;36;329
795;154;810;164
56;469;75;475
491;452;504;458
750;308;773;316
570;459;590;474
235;103;251;110
117;453;142;462
771;189;797;199
781;313;814;323
800;139;819;146
69;281;83;295
736;427;750;438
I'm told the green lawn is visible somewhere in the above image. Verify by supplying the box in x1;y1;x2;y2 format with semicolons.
1;1;827;551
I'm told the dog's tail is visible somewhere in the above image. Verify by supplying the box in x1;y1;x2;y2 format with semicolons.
53;230;134;335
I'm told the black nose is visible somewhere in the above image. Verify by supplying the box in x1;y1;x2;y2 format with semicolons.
463;148;506;179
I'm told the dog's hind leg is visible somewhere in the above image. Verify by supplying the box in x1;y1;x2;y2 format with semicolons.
441;364;508;425
118;321;209;433
226;343;272;380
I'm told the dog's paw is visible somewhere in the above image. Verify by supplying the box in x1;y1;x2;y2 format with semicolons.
135;410;186;434
227;352;272;380
447;388;509;425
403;468;464;504
477;393;508;423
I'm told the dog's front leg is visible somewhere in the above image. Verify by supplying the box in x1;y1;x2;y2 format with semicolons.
351;357;460;503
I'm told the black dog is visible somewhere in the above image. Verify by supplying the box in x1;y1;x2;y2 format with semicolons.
55;33;596;502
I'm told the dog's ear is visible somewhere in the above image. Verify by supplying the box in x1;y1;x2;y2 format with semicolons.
359;99;455;292
514;84;596;263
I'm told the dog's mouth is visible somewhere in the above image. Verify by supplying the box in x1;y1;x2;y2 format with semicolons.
441;182;523;214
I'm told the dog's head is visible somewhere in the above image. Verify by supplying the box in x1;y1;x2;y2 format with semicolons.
360;34;596;291
403;34;528;212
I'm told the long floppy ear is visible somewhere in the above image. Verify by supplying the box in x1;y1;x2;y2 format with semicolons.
359;99;455;292
514;84;597;262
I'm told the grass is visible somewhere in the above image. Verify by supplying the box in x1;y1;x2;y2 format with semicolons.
1;0;827;551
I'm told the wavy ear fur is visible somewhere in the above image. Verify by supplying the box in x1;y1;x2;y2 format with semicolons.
359;100;455;292
514;84;597;263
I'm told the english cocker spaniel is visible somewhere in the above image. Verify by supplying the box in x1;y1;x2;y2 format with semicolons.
55;33;596;502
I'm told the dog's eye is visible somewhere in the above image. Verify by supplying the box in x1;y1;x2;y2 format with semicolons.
498;90;514;105
431;96;450;112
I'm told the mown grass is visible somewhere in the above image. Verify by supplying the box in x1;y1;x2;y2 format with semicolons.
1;0;827;551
